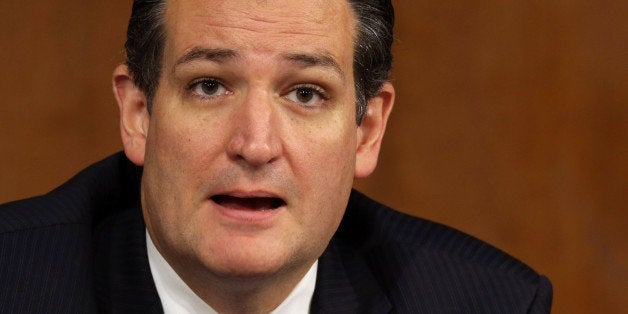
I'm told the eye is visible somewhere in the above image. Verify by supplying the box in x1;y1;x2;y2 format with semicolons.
189;78;229;98
285;85;328;107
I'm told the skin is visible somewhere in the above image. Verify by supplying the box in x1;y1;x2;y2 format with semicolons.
113;0;394;312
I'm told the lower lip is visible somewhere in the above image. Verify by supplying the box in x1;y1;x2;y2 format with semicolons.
211;200;282;225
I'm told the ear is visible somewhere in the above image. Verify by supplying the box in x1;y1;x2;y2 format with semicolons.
112;64;149;166
354;82;395;178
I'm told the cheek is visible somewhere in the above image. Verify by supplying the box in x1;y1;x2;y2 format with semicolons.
289;115;357;213
142;112;222;253
300;116;356;174
142;110;221;218
146;109;224;172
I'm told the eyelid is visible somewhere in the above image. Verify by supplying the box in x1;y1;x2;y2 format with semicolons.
289;83;330;100
187;77;223;90
187;77;231;98
283;83;330;109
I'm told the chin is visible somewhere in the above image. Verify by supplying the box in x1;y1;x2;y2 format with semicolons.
203;255;293;280
194;241;300;280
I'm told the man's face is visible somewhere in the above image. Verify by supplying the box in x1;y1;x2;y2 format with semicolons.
118;0;390;281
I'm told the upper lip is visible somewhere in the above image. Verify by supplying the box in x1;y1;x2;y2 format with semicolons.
213;189;283;199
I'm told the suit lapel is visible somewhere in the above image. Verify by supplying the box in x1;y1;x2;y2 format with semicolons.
92;201;164;313
311;236;392;313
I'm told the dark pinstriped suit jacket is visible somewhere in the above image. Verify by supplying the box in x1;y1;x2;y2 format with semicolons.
0;153;552;313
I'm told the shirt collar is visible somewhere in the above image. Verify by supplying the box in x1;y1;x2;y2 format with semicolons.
146;230;317;313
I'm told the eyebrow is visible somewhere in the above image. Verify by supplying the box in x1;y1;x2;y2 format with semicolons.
173;47;238;70
283;53;345;79
172;46;344;78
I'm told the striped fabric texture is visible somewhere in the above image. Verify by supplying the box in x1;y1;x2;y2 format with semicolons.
0;152;552;313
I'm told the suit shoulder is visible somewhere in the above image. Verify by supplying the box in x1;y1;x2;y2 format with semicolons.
0;195;100;313
0;194;87;234
0;152;141;234
344;190;539;277
340;190;552;311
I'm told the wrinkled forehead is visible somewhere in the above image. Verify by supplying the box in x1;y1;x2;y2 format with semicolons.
161;0;357;66
164;0;354;26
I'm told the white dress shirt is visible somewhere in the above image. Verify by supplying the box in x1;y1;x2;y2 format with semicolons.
147;231;317;313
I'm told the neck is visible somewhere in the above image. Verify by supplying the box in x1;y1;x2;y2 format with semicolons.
171;256;315;314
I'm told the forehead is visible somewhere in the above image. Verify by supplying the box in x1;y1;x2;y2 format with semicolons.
162;0;356;68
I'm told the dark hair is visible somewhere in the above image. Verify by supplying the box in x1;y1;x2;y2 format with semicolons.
347;0;395;122
125;0;394;123
125;0;167;106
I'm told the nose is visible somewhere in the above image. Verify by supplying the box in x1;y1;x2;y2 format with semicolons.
226;89;282;168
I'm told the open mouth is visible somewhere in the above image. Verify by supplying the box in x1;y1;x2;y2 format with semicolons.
210;195;286;211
